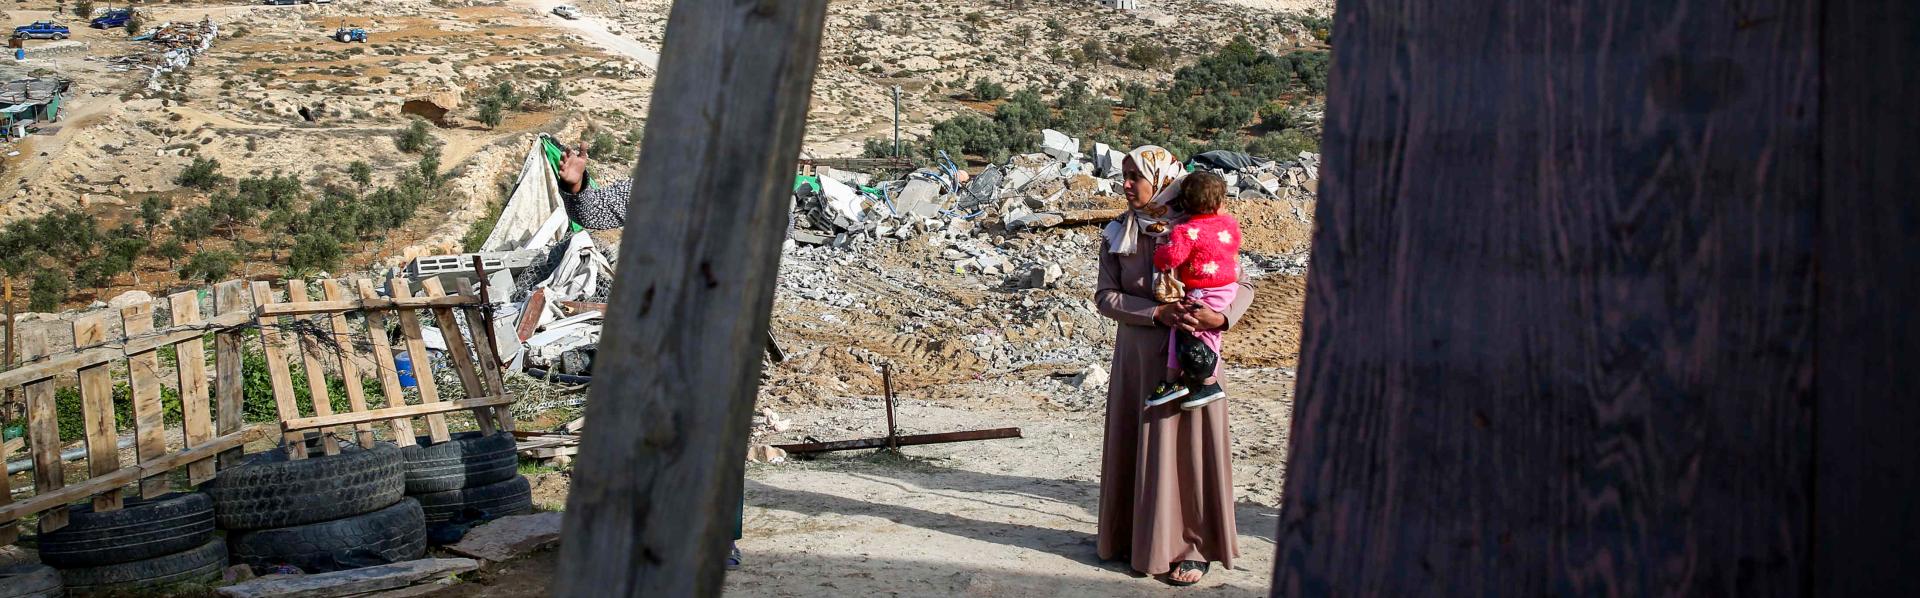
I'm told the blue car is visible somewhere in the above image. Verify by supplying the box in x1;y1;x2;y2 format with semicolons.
90;10;131;29
12;21;70;40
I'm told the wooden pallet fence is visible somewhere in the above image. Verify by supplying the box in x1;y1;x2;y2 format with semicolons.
0;280;267;540
254;277;515;460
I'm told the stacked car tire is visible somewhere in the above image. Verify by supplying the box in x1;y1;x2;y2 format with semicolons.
204;441;427;573
401;431;533;531
33;492;226;595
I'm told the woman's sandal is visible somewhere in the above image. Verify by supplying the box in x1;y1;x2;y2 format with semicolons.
1165;560;1208;586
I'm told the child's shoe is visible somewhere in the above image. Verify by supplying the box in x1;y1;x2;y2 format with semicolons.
1180;382;1226;410
1146;381;1189;407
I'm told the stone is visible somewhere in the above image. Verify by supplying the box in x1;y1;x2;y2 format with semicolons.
444;513;563;563
222;564;256;583
1041;129;1080;162
1008;212;1065;231
1070;365;1109;390
1025;262;1064;289
217;559;480;598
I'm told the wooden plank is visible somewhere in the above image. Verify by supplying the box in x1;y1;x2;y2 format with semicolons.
1816;3;1920;594
357;279;417;447
286;282;342;456
322;280;376;448
280;395;515;432
1270;1;1818;594
457;277;514;433
0;425;266;525
0;311;253;391
389;278;450;444
257;294;480;317
169;290;216;485
0;280;13;545
213;280;249;469
418;278;496;436
515;288;546;342
553;1;828;594
120;303;170;499
213;558;480;598
20;328;65;532
251;281;308;460
72;314;122;512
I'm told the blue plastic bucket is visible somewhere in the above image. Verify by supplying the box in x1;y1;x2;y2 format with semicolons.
395;351;419;388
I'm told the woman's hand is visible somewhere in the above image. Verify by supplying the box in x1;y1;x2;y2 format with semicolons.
558;143;589;194
1157;302;1227;333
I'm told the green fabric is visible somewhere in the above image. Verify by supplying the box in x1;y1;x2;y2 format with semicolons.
793;174;819;194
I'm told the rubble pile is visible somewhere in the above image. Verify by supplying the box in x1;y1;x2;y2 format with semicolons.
101;18;221;89
424;130;1317;410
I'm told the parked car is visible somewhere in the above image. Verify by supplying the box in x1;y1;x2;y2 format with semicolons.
551;5;580;19
12;21;70;40
262;0;299;5
89;9;131;29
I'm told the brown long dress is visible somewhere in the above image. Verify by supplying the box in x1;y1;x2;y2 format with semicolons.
1094;231;1254;576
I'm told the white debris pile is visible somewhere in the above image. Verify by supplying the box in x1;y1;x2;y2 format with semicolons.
100;18;221;89
790;129;1317;249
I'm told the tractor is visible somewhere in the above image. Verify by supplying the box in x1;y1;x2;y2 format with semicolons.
333;25;366;43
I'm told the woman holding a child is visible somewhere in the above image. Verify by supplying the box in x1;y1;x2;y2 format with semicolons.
1094;146;1252;586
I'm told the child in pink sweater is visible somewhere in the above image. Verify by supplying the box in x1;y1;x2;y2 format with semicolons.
1148;172;1241;410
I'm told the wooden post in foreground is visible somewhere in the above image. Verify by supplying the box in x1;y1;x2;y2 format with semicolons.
1277;0;1918;595
554;1;828;596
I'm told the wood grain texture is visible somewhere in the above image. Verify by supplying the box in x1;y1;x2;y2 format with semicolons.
357;279;417;447
553;1;828;595
418;278;496;436
213;280;249;469
322;280;377;448
457;278;514;433
389;278;450;443
72;315;123;512
20;328;64;532
1273;1;1819;595
252;282;309;460
1813;1;1920;594
120;303;170;498
279;395;514;432
287;282;343;456
170;290;217;484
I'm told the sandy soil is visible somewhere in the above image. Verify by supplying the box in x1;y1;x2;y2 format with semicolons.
437;367;1295;597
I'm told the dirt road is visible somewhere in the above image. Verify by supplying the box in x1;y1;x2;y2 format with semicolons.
515;0;660;70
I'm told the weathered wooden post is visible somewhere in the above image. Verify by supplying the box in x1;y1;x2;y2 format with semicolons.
1276;0;1917;595
554;0;828;596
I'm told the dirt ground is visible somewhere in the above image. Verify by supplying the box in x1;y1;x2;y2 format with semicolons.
439;368;1294;597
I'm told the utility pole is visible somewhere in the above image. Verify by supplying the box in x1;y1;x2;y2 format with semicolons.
892;85;903;157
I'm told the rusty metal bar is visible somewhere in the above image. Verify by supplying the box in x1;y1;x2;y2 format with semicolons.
882;364;898;450
773;428;1022;455
470;256;506;366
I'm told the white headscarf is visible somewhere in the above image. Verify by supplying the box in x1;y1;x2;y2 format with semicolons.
1103;145;1185;255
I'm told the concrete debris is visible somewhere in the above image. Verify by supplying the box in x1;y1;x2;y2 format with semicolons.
107;290;153;309
444;513;563;563
215;558;479;598
1040;129;1081;162
1069;365;1109;390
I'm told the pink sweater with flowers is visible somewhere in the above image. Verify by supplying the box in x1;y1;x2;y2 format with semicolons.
1153;213;1242;289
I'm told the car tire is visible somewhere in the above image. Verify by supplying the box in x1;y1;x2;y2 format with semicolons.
401;431;518;494
228;498;427;573
0;562;60;598
57;538;225;596
413;475;532;525
37;492;215;569
203;441;405;531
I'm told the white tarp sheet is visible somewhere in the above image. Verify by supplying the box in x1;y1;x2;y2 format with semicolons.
482;141;566;252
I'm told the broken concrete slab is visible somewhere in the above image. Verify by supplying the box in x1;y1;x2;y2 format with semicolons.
893;179;945;220
444;512;563;563
215;558;480;598
1041;129;1080;162
1007;212;1066;231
